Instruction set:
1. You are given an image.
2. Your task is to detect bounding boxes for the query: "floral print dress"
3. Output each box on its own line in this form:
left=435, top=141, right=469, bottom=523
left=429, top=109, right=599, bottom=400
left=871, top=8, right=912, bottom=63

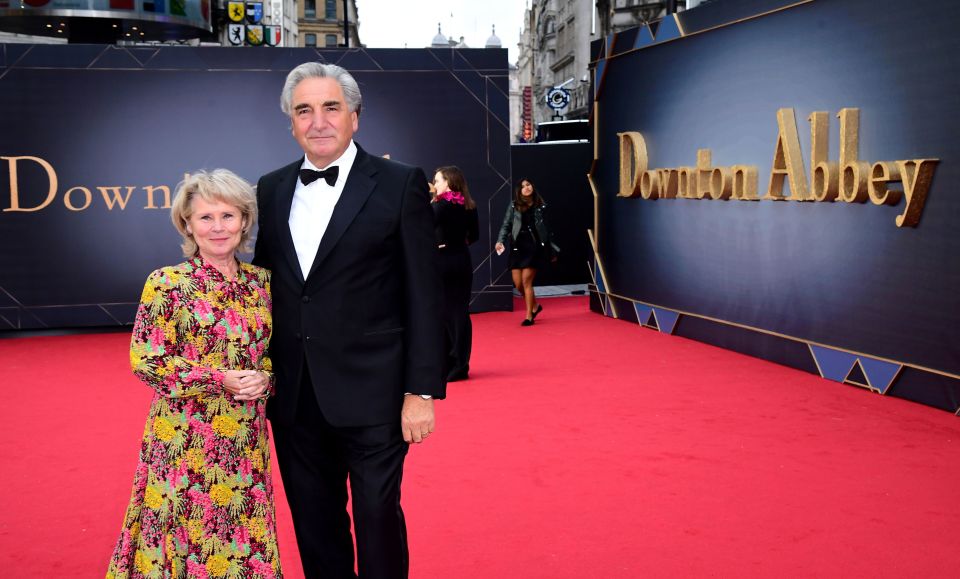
left=106, top=257, right=282, bottom=579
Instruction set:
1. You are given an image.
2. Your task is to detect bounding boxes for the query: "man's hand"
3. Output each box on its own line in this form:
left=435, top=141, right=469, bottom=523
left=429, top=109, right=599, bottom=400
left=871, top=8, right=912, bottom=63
left=401, top=395, right=435, bottom=444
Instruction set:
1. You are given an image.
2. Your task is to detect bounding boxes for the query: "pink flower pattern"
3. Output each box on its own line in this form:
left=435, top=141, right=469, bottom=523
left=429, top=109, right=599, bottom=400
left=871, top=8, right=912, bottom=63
left=106, top=257, right=282, bottom=578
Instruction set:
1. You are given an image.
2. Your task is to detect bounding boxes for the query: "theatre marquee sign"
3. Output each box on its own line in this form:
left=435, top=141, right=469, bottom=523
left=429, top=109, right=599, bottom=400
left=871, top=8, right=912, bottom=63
left=616, top=108, right=939, bottom=227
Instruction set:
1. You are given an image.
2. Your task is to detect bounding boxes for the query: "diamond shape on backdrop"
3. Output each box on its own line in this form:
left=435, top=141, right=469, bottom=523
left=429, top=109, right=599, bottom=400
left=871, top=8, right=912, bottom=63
left=486, top=77, right=511, bottom=126
left=859, top=357, right=903, bottom=395
left=453, top=49, right=504, bottom=71
left=142, top=47, right=209, bottom=69
left=194, top=47, right=277, bottom=70
left=0, top=307, right=25, bottom=330
left=646, top=312, right=659, bottom=330
left=594, top=59, right=607, bottom=100
left=653, top=16, right=682, bottom=42
left=88, top=47, right=146, bottom=69
left=331, top=49, right=382, bottom=71
left=29, top=305, right=117, bottom=327
left=2, top=44, right=34, bottom=69
left=452, top=70, right=487, bottom=107
left=426, top=48, right=455, bottom=70
left=613, top=27, right=638, bottom=56
left=103, top=303, right=139, bottom=326
left=634, top=303, right=653, bottom=326
left=634, top=25, right=655, bottom=49
left=604, top=296, right=614, bottom=317
left=648, top=20, right=661, bottom=38
left=15, top=44, right=106, bottom=68
left=374, top=49, right=445, bottom=71
left=844, top=360, right=870, bottom=389
left=652, top=308, right=680, bottom=335
left=126, top=48, right=162, bottom=67
left=810, top=345, right=858, bottom=382
left=594, top=263, right=606, bottom=294
left=265, top=49, right=330, bottom=71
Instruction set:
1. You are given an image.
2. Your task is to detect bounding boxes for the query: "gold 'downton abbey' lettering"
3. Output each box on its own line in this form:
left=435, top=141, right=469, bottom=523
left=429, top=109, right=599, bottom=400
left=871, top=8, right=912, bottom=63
left=617, top=108, right=939, bottom=227
left=1, top=156, right=174, bottom=212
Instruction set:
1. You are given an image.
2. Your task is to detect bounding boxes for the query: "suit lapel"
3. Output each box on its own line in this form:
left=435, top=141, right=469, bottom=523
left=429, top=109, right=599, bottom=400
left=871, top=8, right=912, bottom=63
left=274, top=162, right=305, bottom=285
left=306, top=146, right=378, bottom=281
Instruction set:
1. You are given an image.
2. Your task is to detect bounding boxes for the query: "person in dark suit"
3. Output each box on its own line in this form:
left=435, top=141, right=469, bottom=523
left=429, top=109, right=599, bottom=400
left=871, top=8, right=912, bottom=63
left=252, top=62, right=444, bottom=579
left=431, top=166, right=479, bottom=382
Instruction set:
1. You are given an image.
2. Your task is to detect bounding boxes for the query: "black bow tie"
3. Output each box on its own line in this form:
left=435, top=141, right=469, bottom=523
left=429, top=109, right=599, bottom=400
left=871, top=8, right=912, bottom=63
left=300, top=166, right=339, bottom=187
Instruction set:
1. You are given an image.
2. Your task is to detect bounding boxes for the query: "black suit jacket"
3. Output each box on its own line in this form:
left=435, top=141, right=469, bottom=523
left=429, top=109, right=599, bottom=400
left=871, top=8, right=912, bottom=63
left=253, top=145, right=445, bottom=427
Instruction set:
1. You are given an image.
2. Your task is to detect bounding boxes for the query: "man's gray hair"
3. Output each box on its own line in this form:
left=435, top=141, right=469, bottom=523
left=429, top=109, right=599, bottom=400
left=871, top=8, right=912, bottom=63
left=280, top=62, right=362, bottom=117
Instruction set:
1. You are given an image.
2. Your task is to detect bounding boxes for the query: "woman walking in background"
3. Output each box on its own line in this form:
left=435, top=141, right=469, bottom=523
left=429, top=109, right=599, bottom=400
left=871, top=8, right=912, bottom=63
left=432, top=166, right=479, bottom=381
left=495, top=178, right=559, bottom=326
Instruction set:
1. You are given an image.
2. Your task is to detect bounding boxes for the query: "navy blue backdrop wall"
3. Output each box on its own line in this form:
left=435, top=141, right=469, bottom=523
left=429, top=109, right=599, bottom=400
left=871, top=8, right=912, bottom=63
left=0, top=45, right=512, bottom=331
left=588, top=0, right=960, bottom=411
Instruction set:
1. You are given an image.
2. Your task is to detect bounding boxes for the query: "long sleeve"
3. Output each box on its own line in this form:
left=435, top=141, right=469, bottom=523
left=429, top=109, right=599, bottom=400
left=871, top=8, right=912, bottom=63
left=129, top=269, right=225, bottom=399
left=497, top=204, right=514, bottom=244
left=399, top=168, right=445, bottom=398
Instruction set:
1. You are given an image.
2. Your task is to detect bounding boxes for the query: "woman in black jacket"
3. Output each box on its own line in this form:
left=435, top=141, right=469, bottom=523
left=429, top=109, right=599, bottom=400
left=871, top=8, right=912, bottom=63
left=495, top=179, right=559, bottom=326
left=432, top=166, right=479, bottom=381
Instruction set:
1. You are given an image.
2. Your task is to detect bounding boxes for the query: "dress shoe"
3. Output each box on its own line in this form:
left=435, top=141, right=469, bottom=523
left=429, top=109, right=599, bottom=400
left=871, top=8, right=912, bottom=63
left=532, top=304, right=543, bottom=319
left=521, top=318, right=535, bottom=326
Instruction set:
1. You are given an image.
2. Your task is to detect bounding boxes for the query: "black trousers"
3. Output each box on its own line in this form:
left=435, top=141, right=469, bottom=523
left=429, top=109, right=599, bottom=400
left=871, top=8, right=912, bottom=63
left=271, top=370, right=409, bottom=579
left=438, top=246, right=473, bottom=379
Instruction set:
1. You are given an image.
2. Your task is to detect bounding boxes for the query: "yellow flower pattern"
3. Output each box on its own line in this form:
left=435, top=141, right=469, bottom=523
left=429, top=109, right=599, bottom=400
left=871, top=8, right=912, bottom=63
left=212, top=415, right=240, bottom=438
left=105, top=258, right=281, bottom=579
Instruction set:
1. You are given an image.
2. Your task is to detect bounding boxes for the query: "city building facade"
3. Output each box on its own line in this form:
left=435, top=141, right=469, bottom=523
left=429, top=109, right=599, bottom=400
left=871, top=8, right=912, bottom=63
left=515, top=0, right=704, bottom=142
left=298, top=0, right=359, bottom=48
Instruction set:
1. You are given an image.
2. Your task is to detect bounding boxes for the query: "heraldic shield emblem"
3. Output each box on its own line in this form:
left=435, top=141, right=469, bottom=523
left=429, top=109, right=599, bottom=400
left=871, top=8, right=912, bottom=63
left=246, top=24, right=264, bottom=46
left=228, top=23, right=244, bottom=46
left=246, top=2, right=263, bottom=24
left=265, top=25, right=282, bottom=47
left=227, top=1, right=244, bottom=22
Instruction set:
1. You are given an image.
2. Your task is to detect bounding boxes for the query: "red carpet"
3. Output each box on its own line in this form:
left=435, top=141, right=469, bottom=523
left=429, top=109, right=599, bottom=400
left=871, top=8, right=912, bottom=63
left=1, top=296, right=959, bottom=577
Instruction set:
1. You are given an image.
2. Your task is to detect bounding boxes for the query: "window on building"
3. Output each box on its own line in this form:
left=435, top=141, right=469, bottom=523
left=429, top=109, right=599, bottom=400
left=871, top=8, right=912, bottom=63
left=326, top=0, right=337, bottom=19
left=325, top=34, right=338, bottom=47
left=305, top=0, right=315, bottom=19
left=305, top=33, right=317, bottom=47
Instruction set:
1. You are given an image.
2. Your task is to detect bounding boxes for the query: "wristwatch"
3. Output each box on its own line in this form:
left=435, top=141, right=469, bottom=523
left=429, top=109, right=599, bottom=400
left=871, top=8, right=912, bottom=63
left=405, top=393, right=433, bottom=400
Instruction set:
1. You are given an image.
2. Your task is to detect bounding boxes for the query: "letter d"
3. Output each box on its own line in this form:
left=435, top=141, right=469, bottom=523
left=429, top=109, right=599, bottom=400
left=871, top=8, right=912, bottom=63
left=2, top=156, right=58, bottom=212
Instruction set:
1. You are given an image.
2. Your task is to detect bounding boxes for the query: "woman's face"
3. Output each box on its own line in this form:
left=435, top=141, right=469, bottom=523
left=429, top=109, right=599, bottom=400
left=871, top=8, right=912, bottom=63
left=434, top=172, right=449, bottom=194
left=187, top=196, right=245, bottom=262
left=520, top=180, right=534, bottom=197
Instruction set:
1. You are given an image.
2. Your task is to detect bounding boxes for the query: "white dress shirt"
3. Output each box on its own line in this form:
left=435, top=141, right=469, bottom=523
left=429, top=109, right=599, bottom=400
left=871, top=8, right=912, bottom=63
left=288, top=140, right=358, bottom=278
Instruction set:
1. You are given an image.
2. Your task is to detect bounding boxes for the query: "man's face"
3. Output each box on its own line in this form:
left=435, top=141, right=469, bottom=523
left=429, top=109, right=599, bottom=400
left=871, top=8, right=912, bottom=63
left=290, top=76, right=359, bottom=168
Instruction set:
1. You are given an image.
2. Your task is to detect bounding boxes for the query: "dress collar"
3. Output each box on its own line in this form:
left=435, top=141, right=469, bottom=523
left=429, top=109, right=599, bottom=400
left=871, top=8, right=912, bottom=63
left=189, top=255, right=247, bottom=283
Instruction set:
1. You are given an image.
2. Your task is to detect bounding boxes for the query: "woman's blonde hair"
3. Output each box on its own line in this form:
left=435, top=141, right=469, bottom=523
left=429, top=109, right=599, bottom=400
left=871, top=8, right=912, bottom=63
left=170, top=169, right=257, bottom=257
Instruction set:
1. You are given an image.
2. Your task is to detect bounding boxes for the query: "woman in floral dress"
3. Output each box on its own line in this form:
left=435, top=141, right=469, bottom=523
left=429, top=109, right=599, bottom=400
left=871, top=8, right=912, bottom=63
left=106, top=169, right=282, bottom=579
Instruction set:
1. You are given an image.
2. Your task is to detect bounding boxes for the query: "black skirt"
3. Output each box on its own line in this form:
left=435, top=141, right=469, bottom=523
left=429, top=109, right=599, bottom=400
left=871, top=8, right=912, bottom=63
left=508, top=227, right=547, bottom=270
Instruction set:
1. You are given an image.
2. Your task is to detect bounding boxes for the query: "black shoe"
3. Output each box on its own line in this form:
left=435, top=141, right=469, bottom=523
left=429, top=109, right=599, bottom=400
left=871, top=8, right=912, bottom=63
left=521, top=318, right=535, bottom=326
left=532, top=304, right=543, bottom=319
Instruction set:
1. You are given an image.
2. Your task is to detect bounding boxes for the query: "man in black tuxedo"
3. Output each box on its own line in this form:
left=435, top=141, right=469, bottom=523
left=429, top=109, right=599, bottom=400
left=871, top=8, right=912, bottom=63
left=253, top=62, right=444, bottom=579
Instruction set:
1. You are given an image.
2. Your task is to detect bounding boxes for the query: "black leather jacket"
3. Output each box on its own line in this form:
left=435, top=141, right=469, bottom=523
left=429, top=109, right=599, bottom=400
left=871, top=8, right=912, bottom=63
left=497, top=203, right=560, bottom=256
